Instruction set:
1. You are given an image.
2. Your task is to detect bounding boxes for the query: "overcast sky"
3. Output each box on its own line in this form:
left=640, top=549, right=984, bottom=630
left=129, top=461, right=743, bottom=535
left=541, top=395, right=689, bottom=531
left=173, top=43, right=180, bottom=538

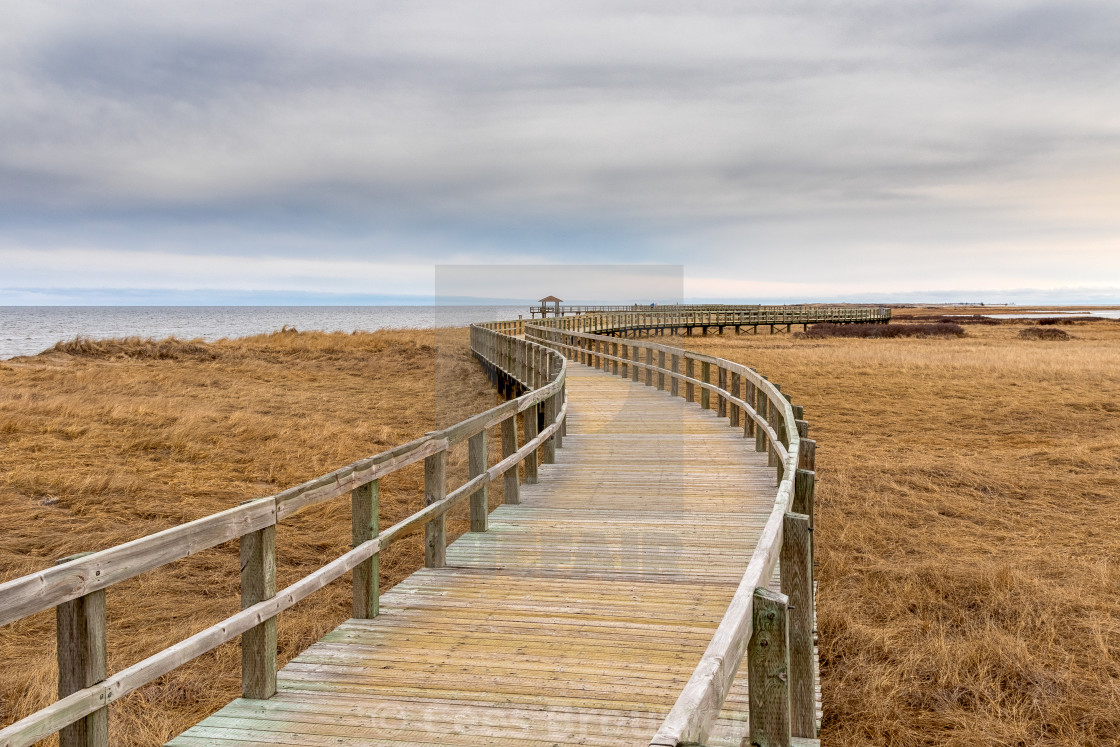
left=1, top=1, right=1118, bottom=304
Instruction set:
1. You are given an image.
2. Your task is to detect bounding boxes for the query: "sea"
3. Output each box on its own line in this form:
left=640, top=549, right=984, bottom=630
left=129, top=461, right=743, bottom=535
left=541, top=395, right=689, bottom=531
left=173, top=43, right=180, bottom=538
left=0, top=306, right=528, bottom=360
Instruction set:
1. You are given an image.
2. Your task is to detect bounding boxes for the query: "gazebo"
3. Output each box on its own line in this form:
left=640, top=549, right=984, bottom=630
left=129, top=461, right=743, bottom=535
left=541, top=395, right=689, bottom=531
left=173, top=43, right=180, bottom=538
left=539, top=295, right=562, bottom=318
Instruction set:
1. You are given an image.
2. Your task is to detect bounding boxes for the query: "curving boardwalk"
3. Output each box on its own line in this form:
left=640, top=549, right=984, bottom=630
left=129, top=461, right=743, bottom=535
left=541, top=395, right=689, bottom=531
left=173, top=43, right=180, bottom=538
left=168, top=364, right=779, bottom=746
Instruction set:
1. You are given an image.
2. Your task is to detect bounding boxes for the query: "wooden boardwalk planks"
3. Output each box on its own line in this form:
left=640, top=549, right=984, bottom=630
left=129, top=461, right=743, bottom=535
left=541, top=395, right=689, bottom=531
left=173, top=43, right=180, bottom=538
left=169, top=365, right=779, bottom=746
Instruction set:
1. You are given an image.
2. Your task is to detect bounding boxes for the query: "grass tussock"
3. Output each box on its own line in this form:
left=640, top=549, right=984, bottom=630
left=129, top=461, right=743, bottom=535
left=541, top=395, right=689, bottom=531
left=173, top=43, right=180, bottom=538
left=1036, top=316, right=1104, bottom=325
left=0, top=327, right=505, bottom=745
left=1020, top=327, right=1072, bottom=341
left=798, top=322, right=965, bottom=339
left=673, top=312, right=1120, bottom=746
left=893, top=314, right=1002, bottom=325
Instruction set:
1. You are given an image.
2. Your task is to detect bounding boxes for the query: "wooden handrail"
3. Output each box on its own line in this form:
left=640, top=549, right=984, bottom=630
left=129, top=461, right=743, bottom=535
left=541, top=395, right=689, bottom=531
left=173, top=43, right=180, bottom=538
left=2, top=311, right=817, bottom=747
left=522, top=315, right=815, bottom=746
left=0, top=327, right=566, bottom=747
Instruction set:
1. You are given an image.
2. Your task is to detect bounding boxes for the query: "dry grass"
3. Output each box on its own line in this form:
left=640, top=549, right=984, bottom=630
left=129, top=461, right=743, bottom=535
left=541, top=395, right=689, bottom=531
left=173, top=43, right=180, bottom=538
left=0, top=327, right=505, bottom=745
left=799, top=322, right=965, bottom=339
left=6, top=312, right=1120, bottom=746
left=1020, top=327, right=1073, bottom=341
left=674, top=311, right=1120, bottom=746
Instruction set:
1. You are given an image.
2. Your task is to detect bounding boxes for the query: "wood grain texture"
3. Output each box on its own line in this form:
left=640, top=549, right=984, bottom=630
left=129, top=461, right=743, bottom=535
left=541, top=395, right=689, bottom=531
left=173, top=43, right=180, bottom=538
left=469, top=432, right=489, bottom=532
left=748, top=588, right=791, bottom=747
left=781, top=513, right=815, bottom=739
left=501, top=416, right=520, bottom=505
left=424, top=452, right=448, bottom=569
left=169, top=364, right=783, bottom=747
left=240, top=525, right=277, bottom=700
left=55, top=553, right=107, bottom=747
left=351, top=482, right=379, bottom=619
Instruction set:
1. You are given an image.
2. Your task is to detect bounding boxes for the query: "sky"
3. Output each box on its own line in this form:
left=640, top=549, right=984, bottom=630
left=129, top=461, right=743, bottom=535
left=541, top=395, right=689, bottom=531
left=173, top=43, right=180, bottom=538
left=1, top=1, right=1118, bottom=305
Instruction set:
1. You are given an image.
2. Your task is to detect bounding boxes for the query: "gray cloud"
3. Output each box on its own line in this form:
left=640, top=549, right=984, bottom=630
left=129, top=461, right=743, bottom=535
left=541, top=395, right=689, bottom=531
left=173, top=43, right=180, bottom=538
left=0, top=0, right=1118, bottom=297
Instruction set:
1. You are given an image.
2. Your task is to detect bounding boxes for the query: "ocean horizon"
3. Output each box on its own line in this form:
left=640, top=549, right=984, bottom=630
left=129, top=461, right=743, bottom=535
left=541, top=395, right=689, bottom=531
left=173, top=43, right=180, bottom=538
left=0, top=305, right=530, bottom=360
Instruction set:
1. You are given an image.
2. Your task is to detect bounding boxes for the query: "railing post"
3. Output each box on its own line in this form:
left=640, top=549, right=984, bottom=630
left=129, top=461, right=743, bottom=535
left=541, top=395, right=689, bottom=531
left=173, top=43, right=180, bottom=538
left=469, top=432, right=488, bottom=531
left=749, top=587, right=792, bottom=747
left=241, top=523, right=277, bottom=699
left=781, top=513, right=814, bottom=739
left=542, top=393, right=557, bottom=465
left=632, top=345, right=640, bottom=382
left=424, top=450, right=447, bottom=568
left=501, top=414, right=520, bottom=504
left=756, top=393, right=768, bottom=453
left=730, top=372, right=741, bottom=427
left=352, top=481, right=379, bottom=618
left=798, top=438, right=817, bottom=472
left=685, top=357, right=695, bottom=401
left=645, top=347, right=654, bottom=386
left=657, top=350, right=666, bottom=390
left=621, top=343, right=629, bottom=377
left=700, top=361, right=711, bottom=409
left=794, top=469, right=815, bottom=523
left=670, top=353, right=680, bottom=397
left=612, top=341, right=619, bottom=375
left=56, top=553, right=108, bottom=747
left=717, top=366, right=727, bottom=418
left=523, top=403, right=539, bottom=483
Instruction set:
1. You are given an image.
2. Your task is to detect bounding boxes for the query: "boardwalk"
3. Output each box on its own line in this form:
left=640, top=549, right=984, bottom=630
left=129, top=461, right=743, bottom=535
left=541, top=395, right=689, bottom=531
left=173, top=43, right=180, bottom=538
left=169, top=364, right=778, bottom=746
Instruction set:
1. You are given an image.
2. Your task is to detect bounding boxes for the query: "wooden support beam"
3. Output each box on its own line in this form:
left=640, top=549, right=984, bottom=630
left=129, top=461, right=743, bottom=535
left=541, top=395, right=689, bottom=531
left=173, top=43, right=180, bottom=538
left=717, top=366, right=727, bottom=418
left=670, top=354, right=680, bottom=397
left=499, top=414, right=519, bottom=508
left=798, top=438, right=816, bottom=471
left=240, top=525, right=277, bottom=699
left=793, top=469, right=815, bottom=527
left=523, top=404, right=539, bottom=484
left=541, top=394, right=557, bottom=465
left=756, top=395, right=768, bottom=453
left=351, top=481, right=379, bottom=618
left=468, top=432, right=488, bottom=532
left=749, top=587, right=792, bottom=747
left=685, top=357, right=695, bottom=402
left=658, top=350, right=666, bottom=390
left=701, top=361, right=711, bottom=409
left=645, top=347, right=654, bottom=386
left=424, top=451, right=447, bottom=568
left=729, top=372, right=741, bottom=427
left=55, top=553, right=107, bottom=747
left=745, top=378, right=757, bottom=437
left=781, top=513, right=815, bottom=740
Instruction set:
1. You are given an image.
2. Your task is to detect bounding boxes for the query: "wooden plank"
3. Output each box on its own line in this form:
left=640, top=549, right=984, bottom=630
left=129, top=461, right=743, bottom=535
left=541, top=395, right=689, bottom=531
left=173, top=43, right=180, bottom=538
left=0, top=532, right=392, bottom=747
left=701, top=361, right=711, bottom=409
left=469, top=431, right=488, bottom=532
left=729, top=372, right=740, bottom=427
left=501, top=416, right=520, bottom=505
left=240, top=525, right=277, bottom=700
left=523, top=404, right=539, bottom=484
left=749, top=587, right=791, bottom=747
left=781, top=513, right=814, bottom=739
left=424, top=451, right=447, bottom=569
left=351, top=482, right=379, bottom=619
left=55, top=554, right=107, bottom=747
left=0, top=499, right=276, bottom=627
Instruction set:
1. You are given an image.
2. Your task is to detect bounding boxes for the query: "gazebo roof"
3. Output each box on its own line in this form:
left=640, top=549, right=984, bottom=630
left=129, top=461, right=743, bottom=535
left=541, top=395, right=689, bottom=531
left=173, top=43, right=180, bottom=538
left=539, top=295, right=563, bottom=303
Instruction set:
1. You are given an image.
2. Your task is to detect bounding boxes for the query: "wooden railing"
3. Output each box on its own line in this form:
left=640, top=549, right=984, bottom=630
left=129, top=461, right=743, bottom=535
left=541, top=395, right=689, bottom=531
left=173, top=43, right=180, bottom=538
left=530, top=302, right=889, bottom=324
left=521, top=315, right=818, bottom=747
left=0, top=327, right=566, bottom=747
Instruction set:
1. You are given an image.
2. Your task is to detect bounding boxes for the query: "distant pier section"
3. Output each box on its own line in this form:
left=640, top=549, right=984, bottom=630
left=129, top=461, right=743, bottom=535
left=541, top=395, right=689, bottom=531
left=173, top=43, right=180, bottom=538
left=528, top=301, right=891, bottom=335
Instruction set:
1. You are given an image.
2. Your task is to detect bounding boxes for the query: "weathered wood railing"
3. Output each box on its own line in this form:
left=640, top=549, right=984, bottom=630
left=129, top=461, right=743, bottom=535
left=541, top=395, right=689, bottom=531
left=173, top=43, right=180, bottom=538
left=0, top=327, right=565, bottom=747
left=531, top=302, right=890, bottom=319
left=516, top=316, right=818, bottom=747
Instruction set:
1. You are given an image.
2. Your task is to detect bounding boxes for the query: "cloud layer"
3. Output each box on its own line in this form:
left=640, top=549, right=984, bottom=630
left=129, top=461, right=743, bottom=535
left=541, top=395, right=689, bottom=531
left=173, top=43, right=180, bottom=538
left=2, top=1, right=1118, bottom=301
